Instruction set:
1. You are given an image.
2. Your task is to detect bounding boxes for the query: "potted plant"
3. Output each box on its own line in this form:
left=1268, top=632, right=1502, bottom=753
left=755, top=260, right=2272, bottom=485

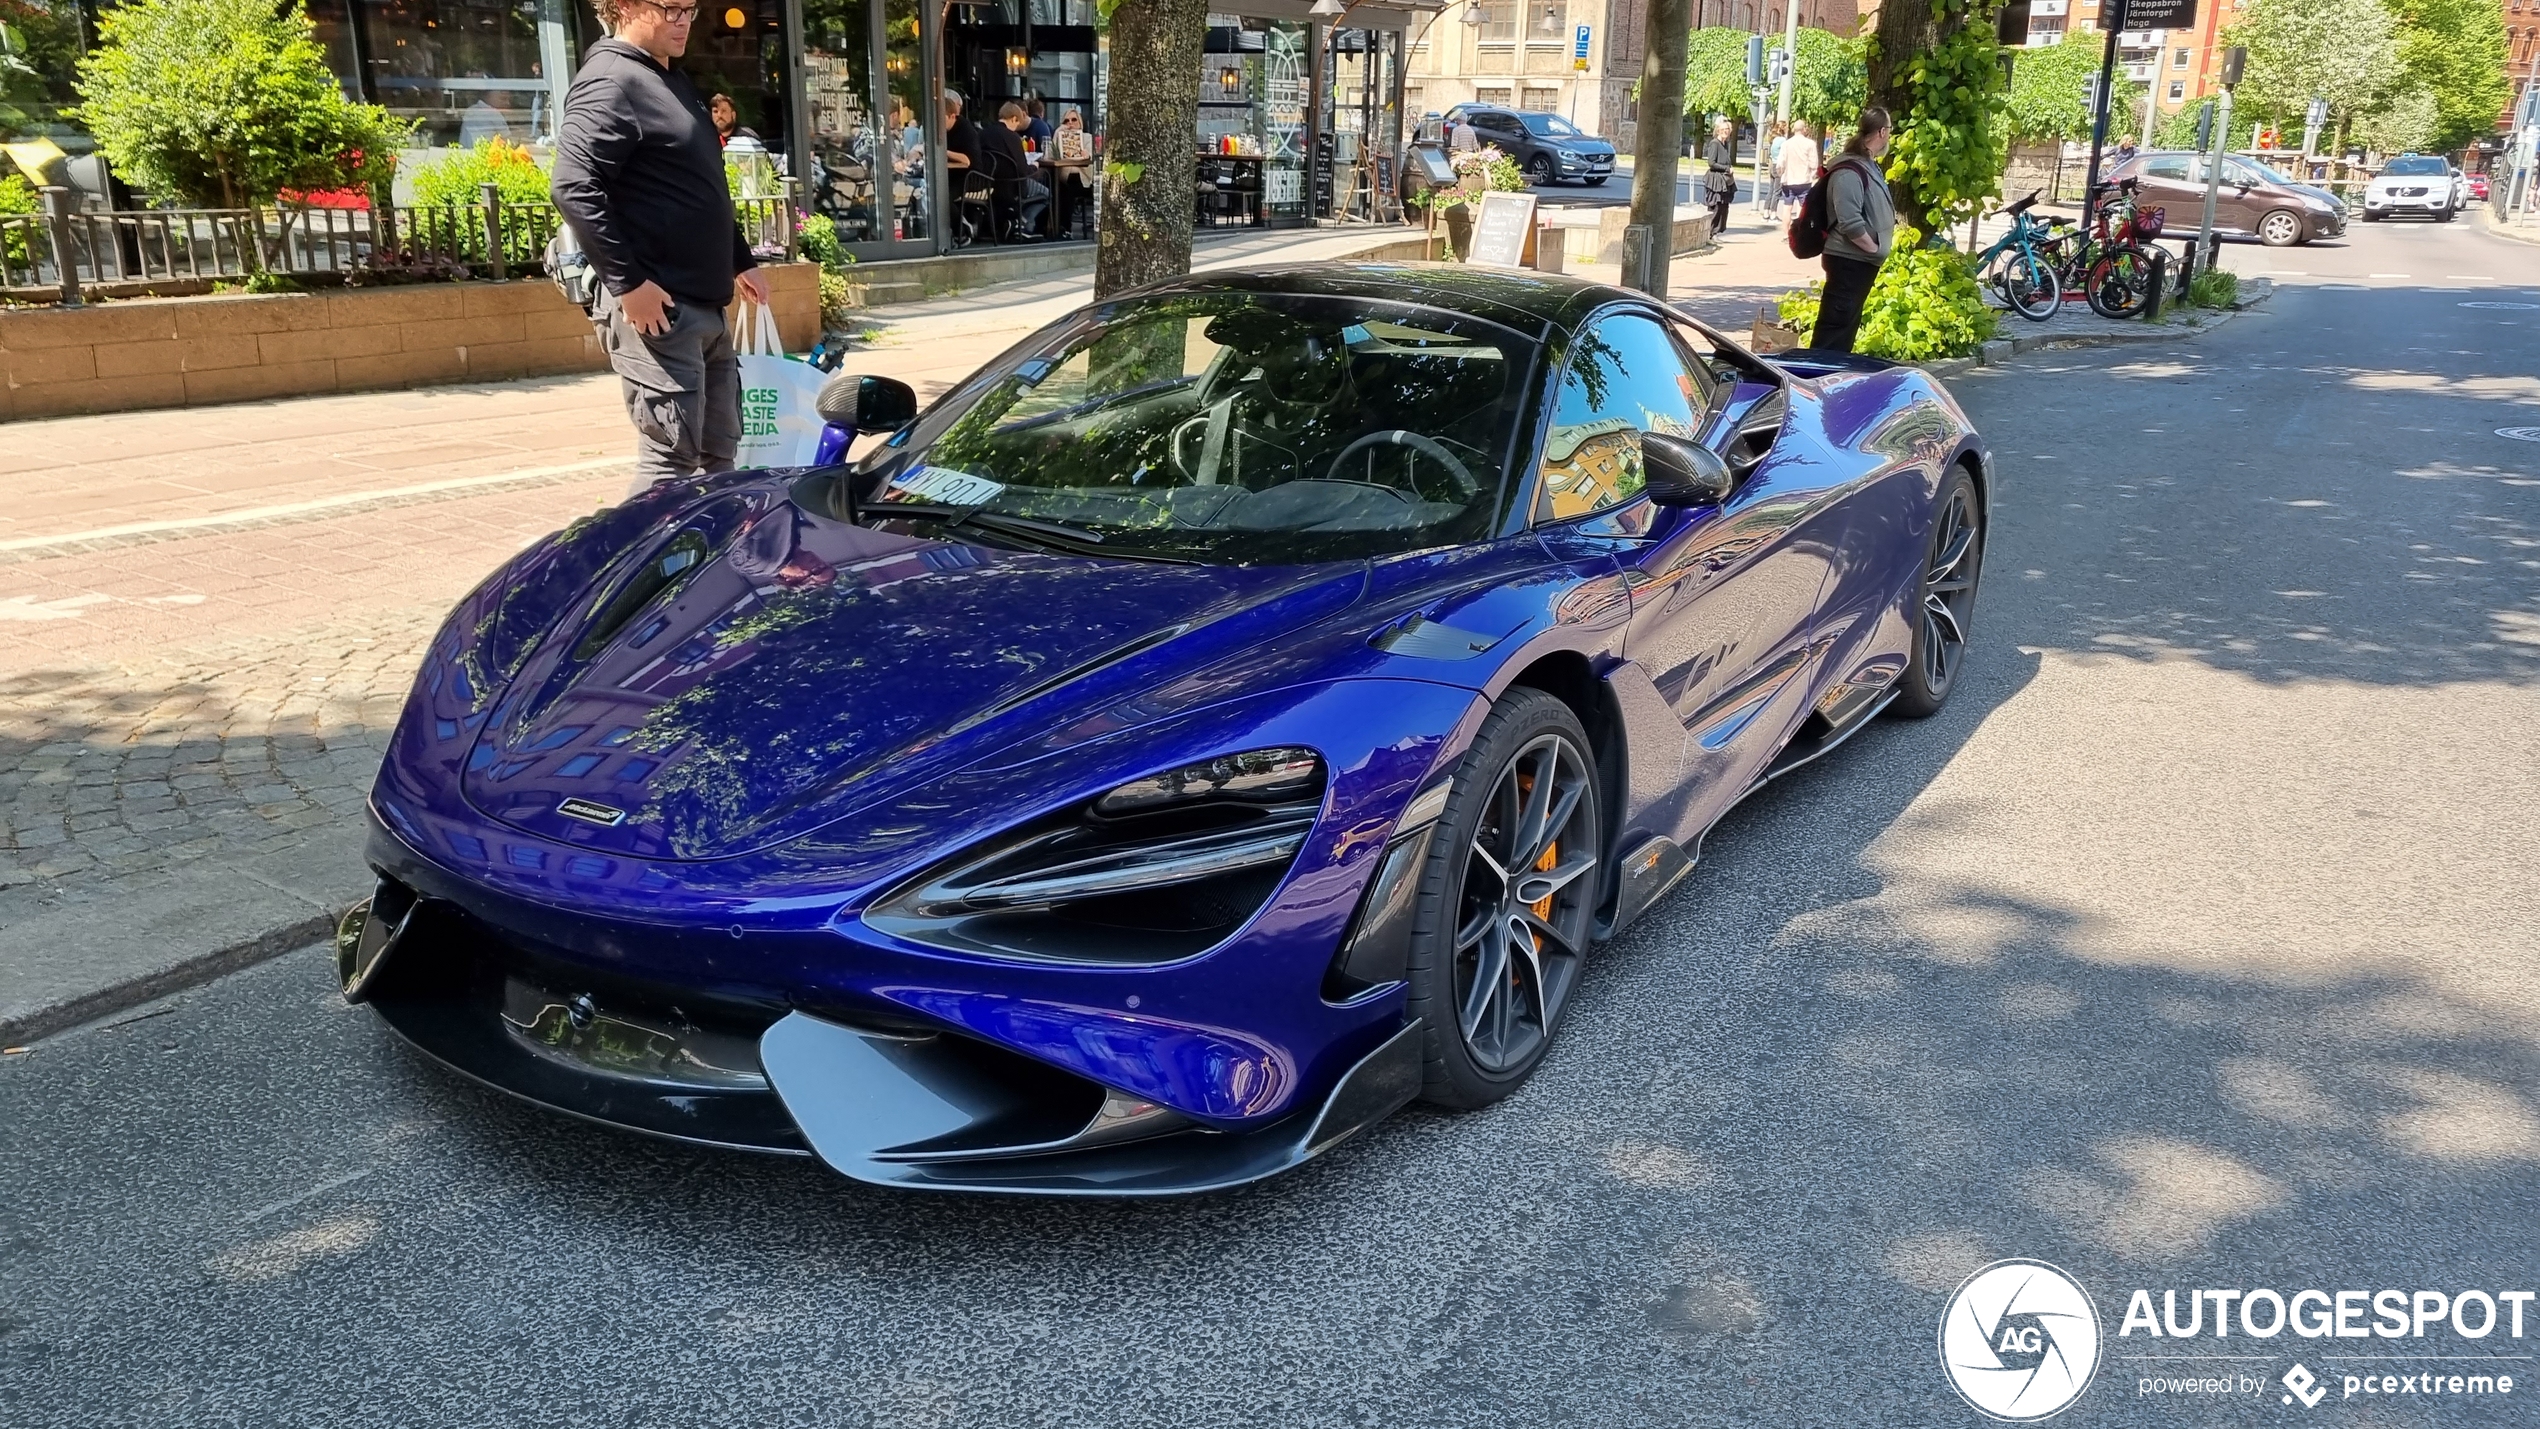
left=1414, top=144, right=1526, bottom=260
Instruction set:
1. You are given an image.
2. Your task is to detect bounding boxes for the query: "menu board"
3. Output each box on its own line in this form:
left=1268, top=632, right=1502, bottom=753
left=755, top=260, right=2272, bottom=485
left=1466, top=190, right=1539, bottom=268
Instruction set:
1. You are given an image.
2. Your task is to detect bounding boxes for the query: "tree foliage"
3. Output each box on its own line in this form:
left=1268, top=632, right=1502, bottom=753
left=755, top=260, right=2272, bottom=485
left=2005, top=30, right=2145, bottom=142
left=74, top=0, right=409, bottom=209
left=2388, top=0, right=2510, bottom=153
left=1683, top=26, right=1867, bottom=130
left=2221, top=0, right=2399, bottom=136
left=2351, top=84, right=2437, bottom=153
left=0, top=0, right=83, bottom=137
left=1882, top=0, right=2011, bottom=231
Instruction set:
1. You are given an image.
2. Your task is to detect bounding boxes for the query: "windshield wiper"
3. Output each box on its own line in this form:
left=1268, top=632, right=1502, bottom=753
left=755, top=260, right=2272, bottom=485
left=871, top=500, right=1104, bottom=544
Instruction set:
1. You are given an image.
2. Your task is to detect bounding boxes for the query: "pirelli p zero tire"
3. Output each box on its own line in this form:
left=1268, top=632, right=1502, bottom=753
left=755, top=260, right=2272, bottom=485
left=1890, top=466, right=1983, bottom=719
left=1404, top=688, right=1603, bottom=1111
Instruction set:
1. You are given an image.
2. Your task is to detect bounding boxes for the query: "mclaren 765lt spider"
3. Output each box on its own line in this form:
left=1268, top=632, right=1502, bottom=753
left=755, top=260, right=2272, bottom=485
left=339, top=264, right=1989, bottom=1195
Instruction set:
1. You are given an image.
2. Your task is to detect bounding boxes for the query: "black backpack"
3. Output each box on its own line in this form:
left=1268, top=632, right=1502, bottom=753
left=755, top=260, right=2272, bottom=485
left=1788, top=156, right=1865, bottom=260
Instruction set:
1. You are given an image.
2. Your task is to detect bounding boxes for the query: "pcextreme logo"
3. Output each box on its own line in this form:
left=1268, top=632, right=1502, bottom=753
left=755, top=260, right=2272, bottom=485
left=1940, top=1259, right=2104, bottom=1422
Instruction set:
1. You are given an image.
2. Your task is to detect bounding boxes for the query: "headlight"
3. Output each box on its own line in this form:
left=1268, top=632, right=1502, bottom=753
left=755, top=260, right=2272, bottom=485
left=864, top=749, right=1326, bottom=965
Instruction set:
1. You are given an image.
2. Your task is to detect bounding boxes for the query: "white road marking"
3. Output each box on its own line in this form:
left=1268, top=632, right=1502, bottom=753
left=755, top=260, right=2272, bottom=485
left=2367, top=273, right=2412, bottom=279
left=0, top=593, right=113, bottom=621
left=0, top=455, right=629, bottom=554
left=2446, top=275, right=2493, bottom=281
left=244, top=1168, right=376, bottom=1223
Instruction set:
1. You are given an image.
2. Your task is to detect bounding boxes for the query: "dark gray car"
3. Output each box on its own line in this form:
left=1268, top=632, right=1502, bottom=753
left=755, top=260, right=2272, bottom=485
left=2108, top=150, right=2346, bottom=246
left=1445, top=106, right=1617, bottom=186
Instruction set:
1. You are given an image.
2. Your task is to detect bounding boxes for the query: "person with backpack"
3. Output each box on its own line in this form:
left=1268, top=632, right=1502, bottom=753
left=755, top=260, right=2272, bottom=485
left=1809, top=106, right=1893, bottom=353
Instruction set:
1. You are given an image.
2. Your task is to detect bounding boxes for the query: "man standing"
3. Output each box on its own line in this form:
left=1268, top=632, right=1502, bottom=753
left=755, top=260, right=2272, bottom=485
left=551, top=0, right=767, bottom=488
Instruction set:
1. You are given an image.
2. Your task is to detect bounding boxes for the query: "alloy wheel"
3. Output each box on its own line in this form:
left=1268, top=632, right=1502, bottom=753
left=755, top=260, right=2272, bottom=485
left=1451, top=732, right=1599, bottom=1074
left=1919, top=481, right=1980, bottom=696
left=2260, top=210, right=2301, bottom=246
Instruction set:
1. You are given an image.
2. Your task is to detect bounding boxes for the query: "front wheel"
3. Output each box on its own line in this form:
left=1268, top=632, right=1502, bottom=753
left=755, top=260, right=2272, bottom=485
left=2258, top=209, right=2303, bottom=246
left=1405, top=689, right=1603, bottom=1110
left=1889, top=467, right=1983, bottom=719
left=2437, top=204, right=2456, bottom=223
left=1999, top=249, right=2061, bottom=322
left=1525, top=154, right=1556, bottom=186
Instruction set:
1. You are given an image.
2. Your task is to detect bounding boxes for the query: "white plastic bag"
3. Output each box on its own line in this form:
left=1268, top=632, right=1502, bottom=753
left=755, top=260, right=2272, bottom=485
left=731, top=299, right=829, bottom=469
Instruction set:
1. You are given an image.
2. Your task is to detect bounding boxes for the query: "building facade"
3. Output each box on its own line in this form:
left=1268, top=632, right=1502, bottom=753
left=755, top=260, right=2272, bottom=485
left=1403, top=0, right=1859, bottom=151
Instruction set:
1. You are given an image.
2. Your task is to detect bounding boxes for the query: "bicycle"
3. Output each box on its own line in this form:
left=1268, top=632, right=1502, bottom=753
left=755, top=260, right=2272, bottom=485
left=1975, top=190, right=2062, bottom=322
left=2041, top=178, right=2165, bottom=320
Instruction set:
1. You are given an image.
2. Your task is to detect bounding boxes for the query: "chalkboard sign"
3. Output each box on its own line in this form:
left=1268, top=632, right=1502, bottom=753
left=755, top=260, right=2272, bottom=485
left=1466, top=190, right=1539, bottom=268
left=1371, top=153, right=1397, bottom=217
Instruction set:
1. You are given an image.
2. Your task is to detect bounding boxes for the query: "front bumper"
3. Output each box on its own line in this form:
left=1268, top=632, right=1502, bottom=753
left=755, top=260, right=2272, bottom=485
left=342, top=874, right=1429, bottom=1195
left=2365, top=191, right=2447, bottom=213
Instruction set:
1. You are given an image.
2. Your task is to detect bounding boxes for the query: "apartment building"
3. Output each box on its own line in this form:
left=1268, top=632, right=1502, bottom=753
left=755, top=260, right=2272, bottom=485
left=1404, top=0, right=1862, bottom=149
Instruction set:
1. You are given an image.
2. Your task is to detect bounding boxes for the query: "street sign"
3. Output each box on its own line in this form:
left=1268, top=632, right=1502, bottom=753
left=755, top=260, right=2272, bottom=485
left=2305, top=96, right=2327, bottom=128
left=2122, top=0, right=2194, bottom=28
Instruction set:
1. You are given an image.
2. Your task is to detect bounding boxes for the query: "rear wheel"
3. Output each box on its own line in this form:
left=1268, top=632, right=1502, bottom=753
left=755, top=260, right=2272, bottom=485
left=1998, top=249, right=2061, bottom=322
left=2258, top=209, right=2303, bottom=246
left=1405, top=689, right=1603, bottom=1110
left=2085, top=247, right=2151, bottom=318
left=1890, top=468, right=1983, bottom=719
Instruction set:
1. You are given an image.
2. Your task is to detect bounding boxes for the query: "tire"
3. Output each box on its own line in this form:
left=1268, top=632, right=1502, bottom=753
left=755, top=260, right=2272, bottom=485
left=1404, top=688, right=1603, bottom=1110
left=1999, top=249, right=2061, bottom=322
left=2258, top=209, right=2303, bottom=246
left=2085, top=247, right=2150, bottom=319
left=2437, top=204, right=2456, bottom=223
left=1889, top=467, right=1983, bottom=719
left=1526, top=154, right=1556, bottom=186
left=2362, top=209, right=2382, bottom=222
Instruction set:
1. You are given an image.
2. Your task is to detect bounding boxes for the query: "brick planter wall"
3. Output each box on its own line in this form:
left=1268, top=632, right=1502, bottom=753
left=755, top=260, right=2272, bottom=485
left=0, top=260, right=821, bottom=422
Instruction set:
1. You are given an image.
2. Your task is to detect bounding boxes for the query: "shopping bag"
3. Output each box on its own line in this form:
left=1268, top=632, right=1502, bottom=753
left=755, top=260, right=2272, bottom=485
left=731, top=300, right=829, bottom=469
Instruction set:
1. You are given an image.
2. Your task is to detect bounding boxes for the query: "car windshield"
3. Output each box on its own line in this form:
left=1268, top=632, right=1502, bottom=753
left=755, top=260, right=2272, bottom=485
left=2237, top=156, right=2296, bottom=183
left=2384, top=156, right=2447, bottom=175
left=1522, top=114, right=1581, bottom=137
left=854, top=290, right=1540, bottom=565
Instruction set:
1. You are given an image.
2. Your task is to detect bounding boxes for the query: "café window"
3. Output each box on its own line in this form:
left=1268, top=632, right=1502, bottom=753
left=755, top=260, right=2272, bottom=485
left=360, top=0, right=579, bottom=150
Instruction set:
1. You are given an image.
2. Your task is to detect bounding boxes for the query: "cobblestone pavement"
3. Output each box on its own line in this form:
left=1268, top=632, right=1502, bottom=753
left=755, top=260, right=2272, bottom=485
left=0, top=474, right=629, bottom=894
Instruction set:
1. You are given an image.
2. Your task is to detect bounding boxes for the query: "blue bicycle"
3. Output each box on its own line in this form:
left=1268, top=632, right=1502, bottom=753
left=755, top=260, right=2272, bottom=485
left=1977, top=190, right=2063, bottom=322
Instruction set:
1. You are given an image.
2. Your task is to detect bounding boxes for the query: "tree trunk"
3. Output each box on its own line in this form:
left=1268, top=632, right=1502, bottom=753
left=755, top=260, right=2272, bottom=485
left=1626, top=0, right=1692, bottom=295
left=1094, top=0, right=1207, bottom=300
left=1865, top=0, right=1941, bottom=234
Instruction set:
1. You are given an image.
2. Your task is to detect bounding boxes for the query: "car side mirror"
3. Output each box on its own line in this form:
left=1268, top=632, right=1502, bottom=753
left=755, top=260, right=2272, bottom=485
left=1642, top=432, right=1735, bottom=507
left=816, top=373, right=919, bottom=436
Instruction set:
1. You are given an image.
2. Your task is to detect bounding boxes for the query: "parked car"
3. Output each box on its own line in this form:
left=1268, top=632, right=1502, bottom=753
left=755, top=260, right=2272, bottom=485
left=2108, top=149, right=2346, bottom=246
left=2363, top=154, right=2456, bottom=222
left=1444, top=105, right=1617, bottom=186
left=336, top=265, right=1990, bottom=1196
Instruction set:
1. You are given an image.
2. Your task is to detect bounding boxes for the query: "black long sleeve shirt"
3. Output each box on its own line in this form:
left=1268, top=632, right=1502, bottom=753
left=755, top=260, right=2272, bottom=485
left=550, top=38, right=755, bottom=306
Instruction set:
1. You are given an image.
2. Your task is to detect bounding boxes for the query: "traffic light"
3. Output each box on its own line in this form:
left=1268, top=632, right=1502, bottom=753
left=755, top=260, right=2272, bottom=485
left=1746, top=35, right=1765, bottom=86
left=2220, top=46, right=2246, bottom=87
left=2082, top=73, right=2104, bottom=115
left=2193, top=100, right=2213, bottom=152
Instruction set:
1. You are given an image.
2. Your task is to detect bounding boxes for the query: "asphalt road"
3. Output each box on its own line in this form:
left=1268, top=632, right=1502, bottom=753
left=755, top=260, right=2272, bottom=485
left=5, top=220, right=2538, bottom=1428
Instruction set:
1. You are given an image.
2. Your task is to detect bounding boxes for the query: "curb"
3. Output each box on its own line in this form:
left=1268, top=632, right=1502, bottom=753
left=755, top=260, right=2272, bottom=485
left=1, top=912, right=334, bottom=1048
left=2475, top=205, right=2540, bottom=248
left=1925, top=276, right=2274, bottom=377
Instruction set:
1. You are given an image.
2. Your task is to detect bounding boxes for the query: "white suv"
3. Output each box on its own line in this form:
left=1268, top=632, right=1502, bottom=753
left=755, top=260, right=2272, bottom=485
left=2363, top=154, right=2456, bottom=222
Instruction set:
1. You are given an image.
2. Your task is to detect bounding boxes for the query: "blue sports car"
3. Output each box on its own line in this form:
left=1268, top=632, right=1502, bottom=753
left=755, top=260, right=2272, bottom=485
left=341, top=264, right=1989, bottom=1196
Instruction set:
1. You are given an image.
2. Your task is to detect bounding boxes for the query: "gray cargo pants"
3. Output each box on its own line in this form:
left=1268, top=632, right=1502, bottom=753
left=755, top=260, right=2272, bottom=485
left=595, top=283, right=740, bottom=491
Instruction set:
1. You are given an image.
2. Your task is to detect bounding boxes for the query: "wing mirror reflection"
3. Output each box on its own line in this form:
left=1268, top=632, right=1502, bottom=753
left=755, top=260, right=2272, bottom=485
left=816, top=373, right=920, bottom=436
left=1641, top=432, right=1736, bottom=507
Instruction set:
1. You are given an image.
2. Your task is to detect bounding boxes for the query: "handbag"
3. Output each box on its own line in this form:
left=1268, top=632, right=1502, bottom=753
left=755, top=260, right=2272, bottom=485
left=730, top=299, right=832, bottom=470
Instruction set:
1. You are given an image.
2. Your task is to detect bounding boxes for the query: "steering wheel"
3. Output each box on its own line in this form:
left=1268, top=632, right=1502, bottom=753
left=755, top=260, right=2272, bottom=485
left=1324, top=429, right=1478, bottom=496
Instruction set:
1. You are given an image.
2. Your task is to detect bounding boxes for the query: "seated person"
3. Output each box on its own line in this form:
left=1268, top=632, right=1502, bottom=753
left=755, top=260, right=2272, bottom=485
left=982, top=101, right=1051, bottom=240
left=1048, top=107, right=1095, bottom=235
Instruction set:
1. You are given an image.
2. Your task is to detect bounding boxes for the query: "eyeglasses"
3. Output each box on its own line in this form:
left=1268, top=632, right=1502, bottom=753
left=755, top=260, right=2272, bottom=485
left=644, top=1, right=701, bottom=20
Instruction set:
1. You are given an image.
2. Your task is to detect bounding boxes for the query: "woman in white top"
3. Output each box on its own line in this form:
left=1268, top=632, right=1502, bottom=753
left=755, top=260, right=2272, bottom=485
left=1776, top=120, right=1821, bottom=215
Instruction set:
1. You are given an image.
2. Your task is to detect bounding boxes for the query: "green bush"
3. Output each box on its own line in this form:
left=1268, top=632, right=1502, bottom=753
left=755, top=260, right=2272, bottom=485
left=798, top=212, right=851, bottom=273
left=2186, top=266, right=2239, bottom=309
left=818, top=268, right=854, bottom=328
left=73, top=0, right=409, bottom=209
left=1774, top=226, right=1997, bottom=361
left=0, top=171, right=33, bottom=268
left=408, top=137, right=551, bottom=270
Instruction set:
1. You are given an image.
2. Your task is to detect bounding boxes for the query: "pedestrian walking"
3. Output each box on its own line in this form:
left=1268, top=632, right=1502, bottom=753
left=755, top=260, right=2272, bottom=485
left=1763, top=121, right=1789, bottom=218
left=1448, top=114, right=1479, bottom=153
left=1703, top=117, right=1737, bottom=235
left=551, top=0, right=768, bottom=490
left=1811, top=106, right=1894, bottom=354
left=1776, top=119, right=1819, bottom=217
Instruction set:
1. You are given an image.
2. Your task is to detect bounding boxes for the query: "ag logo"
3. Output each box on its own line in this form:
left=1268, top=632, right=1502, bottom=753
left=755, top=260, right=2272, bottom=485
left=1939, top=1258, right=2103, bottom=1421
